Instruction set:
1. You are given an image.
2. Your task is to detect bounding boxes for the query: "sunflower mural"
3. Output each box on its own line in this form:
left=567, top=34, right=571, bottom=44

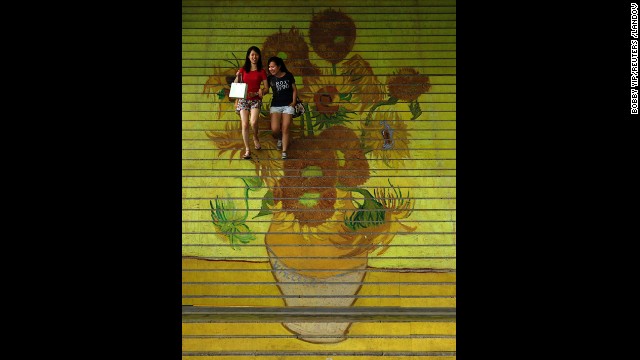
left=309, top=9, right=356, bottom=75
left=186, top=6, right=455, bottom=345
left=262, top=26, right=321, bottom=78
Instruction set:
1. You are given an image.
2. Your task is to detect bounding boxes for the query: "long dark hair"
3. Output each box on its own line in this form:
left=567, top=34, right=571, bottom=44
left=267, top=56, right=291, bottom=75
left=242, top=46, right=263, bottom=72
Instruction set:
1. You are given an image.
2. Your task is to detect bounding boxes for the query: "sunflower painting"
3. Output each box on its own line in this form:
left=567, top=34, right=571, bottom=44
left=182, top=0, right=456, bottom=349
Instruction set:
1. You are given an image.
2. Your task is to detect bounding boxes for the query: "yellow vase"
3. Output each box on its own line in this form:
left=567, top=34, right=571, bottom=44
left=264, top=211, right=368, bottom=343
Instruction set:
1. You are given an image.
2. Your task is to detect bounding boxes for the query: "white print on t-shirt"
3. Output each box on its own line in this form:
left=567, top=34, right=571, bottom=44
left=274, top=80, right=289, bottom=92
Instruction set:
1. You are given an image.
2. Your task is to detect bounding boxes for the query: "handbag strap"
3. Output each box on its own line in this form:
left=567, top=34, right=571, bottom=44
left=238, top=68, right=259, bottom=98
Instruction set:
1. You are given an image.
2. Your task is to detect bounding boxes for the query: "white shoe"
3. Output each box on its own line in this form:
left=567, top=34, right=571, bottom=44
left=276, top=139, right=282, bottom=150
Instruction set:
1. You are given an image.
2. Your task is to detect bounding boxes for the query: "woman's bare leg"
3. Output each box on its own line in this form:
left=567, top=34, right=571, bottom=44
left=281, top=113, right=292, bottom=152
left=239, top=109, right=251, bottom=155
left=250, top=107, right=261, bottom=148
left=271, top=112, right=282, bottom=147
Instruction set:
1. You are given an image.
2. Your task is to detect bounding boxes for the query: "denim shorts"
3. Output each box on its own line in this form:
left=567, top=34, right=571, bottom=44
left=270, top=105, right=295, bottom=115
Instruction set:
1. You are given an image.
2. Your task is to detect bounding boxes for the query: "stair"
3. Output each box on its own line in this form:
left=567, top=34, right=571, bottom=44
left=182, top=0, right=457, bottom=357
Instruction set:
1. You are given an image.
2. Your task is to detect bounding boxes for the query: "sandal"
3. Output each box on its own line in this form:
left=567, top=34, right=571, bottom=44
left=253, top=137, right=261, bottom=150
left=242, top=150, right=251, bottom=160
left=281, top=152, right=287, bottom=160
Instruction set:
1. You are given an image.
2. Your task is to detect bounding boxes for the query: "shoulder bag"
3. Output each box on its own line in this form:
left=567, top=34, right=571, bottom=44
left=292, top=97, right=305, bottom=118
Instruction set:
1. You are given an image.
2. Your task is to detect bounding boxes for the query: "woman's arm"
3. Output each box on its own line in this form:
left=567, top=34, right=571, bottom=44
left=290, top=83, right=298, bottom=107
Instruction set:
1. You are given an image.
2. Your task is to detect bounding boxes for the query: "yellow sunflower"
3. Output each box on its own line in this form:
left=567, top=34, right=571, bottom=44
left=205, top=112, right=289, bottom=184
left=309, top=9, right=356, bottom=72
left=272, top=184, right=416, bottom=258
left=386, top=67, right=431, bottom=102
left=202, top=65, right=237, bottom=119
left=205, top=121, right=244, bottom=161
left=341, top=54, right=385, bottom=114
left=301, top=72, right=359, bottom=132
left=270, top=124, right=371, bottom=227
left=359, top=110, right=411, bottom=168
left=365, top=67, right=432, bottom=123
left=317, top=125, right=369, bottom=187
left=265, top=186, right=414, bottom=276
left=262, top=26, right=321, bottom=78
left=274, top=143, right=339, bottom=226
left=264, top=192, right=368, bottom=279
left=338, top=183, right=416, bottom=257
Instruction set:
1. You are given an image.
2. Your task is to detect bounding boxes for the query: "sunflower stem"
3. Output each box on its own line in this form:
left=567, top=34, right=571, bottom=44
left=304, top=103, right=314, bottom=136
left=242, top=186, right=250, bottom=221
left=365, top=96, right=399, bottom=125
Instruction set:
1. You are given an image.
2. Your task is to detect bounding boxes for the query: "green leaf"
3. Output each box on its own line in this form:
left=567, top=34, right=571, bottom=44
left=342, top=187, right=386, bottom=231
left=210, top=194, right=257, bottom=249
left=233, top=223, right=257, bottom=243
left=409, top=100, right=423, bottom=120
left=339, top=92, right=353, bottom=101
left=312, top=106, right=353, bottom=130
left=253, top=190, right=275, bottom=218
left=241, top=176, right=263, bottom=190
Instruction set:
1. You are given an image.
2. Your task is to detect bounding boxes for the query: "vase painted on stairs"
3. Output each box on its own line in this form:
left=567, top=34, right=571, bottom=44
left=265, top=209, right=368, bottom=343
left=264, top=184, right=415, bottom=343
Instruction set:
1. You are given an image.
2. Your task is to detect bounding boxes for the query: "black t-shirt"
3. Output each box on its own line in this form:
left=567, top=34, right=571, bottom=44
left=268, top=72, right=295, bottom=107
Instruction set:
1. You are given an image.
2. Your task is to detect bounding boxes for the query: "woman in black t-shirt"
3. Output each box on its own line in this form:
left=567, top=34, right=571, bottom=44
left=266, top=56, right=298, bottom=160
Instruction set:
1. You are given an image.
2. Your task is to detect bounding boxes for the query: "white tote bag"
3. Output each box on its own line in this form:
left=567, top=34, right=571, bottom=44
left=229, top=72, right=247, bottom=99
